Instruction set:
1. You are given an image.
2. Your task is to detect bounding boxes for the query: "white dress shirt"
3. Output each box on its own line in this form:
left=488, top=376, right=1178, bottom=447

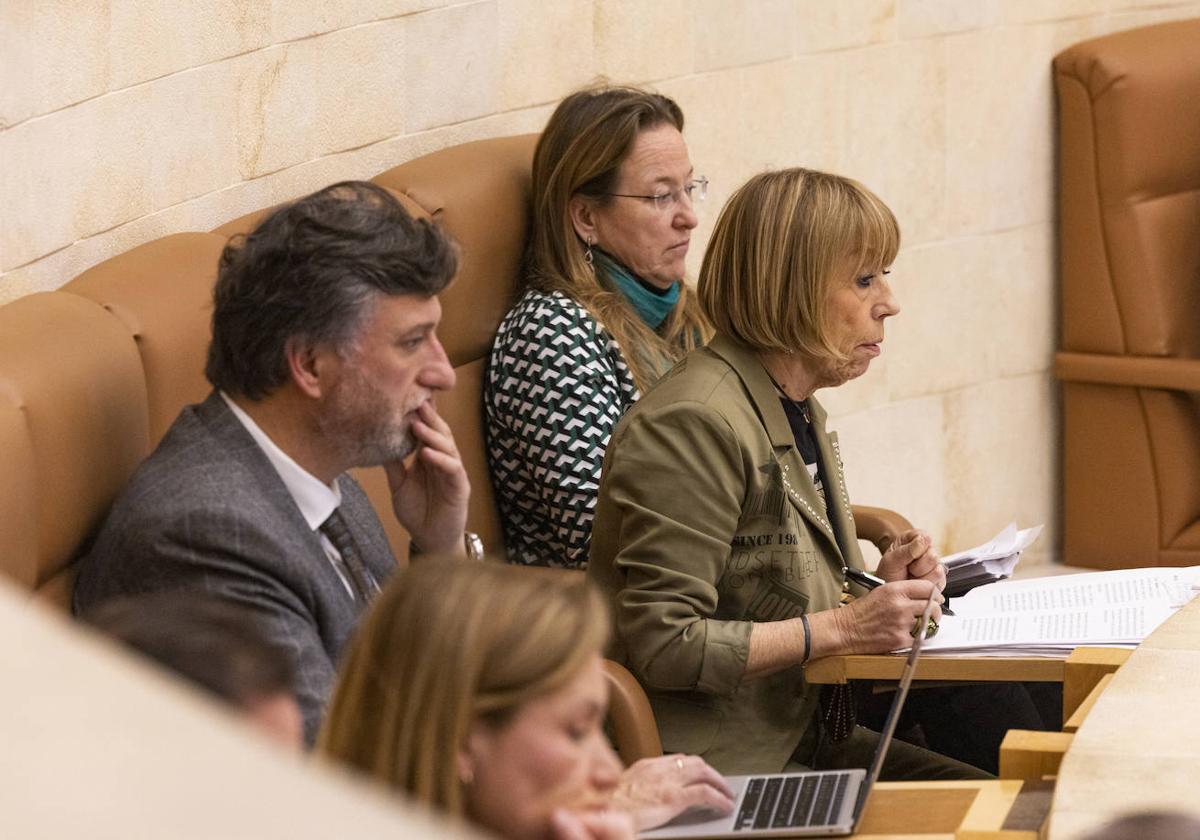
left=221, top=392, right=356, bottom=598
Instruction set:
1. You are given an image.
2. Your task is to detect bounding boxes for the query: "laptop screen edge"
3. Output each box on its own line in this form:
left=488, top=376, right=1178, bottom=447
left=848, top=588, right=940, bottom=827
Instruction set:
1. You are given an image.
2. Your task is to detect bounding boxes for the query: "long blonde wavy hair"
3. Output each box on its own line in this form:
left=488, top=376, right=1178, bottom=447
left=318, top=561, right=610, bottom=819
left=525, top=84, right=713, bottom=393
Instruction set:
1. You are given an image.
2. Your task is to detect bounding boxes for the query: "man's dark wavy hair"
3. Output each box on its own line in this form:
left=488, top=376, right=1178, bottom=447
left=205, top=181, right=458, bottom=399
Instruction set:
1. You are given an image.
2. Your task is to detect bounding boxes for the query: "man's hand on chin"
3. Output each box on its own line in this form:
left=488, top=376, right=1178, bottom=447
left=385, top=400, right=470, bottom=556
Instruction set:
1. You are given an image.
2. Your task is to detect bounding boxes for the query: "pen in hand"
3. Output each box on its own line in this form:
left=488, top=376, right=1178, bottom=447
left=845, top=566, right=955, bottom=616
left=844, top=566, right=885, bottom=590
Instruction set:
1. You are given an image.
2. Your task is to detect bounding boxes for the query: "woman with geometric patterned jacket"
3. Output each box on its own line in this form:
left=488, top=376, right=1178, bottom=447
left=485, top=85, right=713, bottom=568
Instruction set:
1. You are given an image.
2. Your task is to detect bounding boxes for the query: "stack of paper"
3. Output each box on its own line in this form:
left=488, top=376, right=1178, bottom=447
left=942, top=523, right=1043, bottom=598
left=921, top=566, right=1200, bottom=657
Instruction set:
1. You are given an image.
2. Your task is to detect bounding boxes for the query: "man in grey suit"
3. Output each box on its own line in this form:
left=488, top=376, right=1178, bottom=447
left=74, top=181, right=471, bottom=745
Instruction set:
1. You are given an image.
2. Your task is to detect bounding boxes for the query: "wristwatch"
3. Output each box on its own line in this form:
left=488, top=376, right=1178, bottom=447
left=464, top=531, right=484, bottom=562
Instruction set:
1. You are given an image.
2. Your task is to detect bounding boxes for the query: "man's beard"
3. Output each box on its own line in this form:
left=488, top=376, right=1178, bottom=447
left=318, top=374, right=418, bottom=469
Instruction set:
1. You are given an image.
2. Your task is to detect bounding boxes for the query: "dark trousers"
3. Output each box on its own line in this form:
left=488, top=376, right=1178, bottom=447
left=785, top=723, right=990, bottom=780
left=856, top=681, right=1063, bottom=775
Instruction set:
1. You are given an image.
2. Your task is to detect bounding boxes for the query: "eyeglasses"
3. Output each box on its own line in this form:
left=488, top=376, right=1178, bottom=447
left=605, top=176, right=708, bottom=212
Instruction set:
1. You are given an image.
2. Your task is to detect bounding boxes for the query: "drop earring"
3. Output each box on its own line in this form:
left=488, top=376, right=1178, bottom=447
left=585, top=235, right=595, bottom=268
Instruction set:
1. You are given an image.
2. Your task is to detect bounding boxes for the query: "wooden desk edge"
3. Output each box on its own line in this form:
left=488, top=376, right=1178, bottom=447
left=804, top=655, right=1066, bottom=685
left=857, top=780, right=1031, bottom=838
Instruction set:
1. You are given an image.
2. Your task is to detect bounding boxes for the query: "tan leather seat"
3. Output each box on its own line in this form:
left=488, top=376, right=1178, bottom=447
left=63, top=233, right=227, bottom=446
left=1054, top=19, right=1200, bottom=569
left=0, top=293, right=150, bottom=606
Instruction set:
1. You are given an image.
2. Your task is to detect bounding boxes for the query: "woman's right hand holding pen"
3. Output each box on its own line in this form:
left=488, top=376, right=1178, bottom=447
left=807, top=580, right=943, bottom=656
left=747, top=546, right=945, bottom=676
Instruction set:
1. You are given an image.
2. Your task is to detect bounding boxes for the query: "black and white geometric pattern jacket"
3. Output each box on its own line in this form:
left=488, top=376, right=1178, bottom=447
left=485, top=289, right=639, bottom=568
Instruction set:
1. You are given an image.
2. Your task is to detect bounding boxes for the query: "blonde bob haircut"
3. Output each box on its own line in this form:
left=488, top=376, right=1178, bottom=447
left=526, top=83, right=712, bottom=392
left=698, top=168, right=899, bottom=360
left=318, top=561, right=609, bottom=819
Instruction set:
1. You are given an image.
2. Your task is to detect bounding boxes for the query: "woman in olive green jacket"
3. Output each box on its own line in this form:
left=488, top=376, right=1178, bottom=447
left=588, top=169, right=970, bottom=777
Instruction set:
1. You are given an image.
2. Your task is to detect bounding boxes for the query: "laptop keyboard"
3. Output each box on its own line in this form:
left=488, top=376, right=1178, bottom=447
left=733, top=772, right=852, bottom=831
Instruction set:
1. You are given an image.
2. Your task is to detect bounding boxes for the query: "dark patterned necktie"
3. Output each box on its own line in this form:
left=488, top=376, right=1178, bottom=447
left=319, top=509, right=378, bottom=605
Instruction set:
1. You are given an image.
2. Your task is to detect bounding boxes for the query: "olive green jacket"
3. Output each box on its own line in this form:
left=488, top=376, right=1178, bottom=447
left=588, top=336, right=867, bottom=774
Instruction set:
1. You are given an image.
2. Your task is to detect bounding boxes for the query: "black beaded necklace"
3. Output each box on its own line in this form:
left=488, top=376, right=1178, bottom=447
left=759, top=364, right=811, bottom=424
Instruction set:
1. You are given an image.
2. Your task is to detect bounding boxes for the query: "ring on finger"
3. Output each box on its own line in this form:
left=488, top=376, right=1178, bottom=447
left=910, top=617, right=939, bottom=639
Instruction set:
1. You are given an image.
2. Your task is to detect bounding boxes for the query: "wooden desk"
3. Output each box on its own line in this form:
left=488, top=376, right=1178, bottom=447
left=1048, top=597, right=1200, bottom=839
left=805, top=654, right=1064, bottom=685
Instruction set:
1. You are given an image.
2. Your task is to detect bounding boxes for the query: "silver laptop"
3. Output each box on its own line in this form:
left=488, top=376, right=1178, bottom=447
left=641, top=590, right=938, bottom=838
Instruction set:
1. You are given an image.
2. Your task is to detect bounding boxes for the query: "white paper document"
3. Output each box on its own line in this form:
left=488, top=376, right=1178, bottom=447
left=942, top=522, right=1043, bottom=597
left=957, top=567, right=1199, bottom=614
left=942, top=523, right=1044, bottom=568
left=920, top=566, right=1200, bottom=657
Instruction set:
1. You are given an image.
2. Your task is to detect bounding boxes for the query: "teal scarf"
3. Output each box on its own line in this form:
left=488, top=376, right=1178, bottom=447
left=596, top=250, right=680, bottom=330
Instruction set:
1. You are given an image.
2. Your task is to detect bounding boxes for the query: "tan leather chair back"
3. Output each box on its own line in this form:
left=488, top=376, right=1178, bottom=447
left=1054, top=19, right=1200, bottom=569
left=372, top=134, right=538, bottom=561
left=0, top=293, right=150, bottom=605
left=64, top=234, right=227, bottom=447
left=1056, top=19, right=1200, bottom=358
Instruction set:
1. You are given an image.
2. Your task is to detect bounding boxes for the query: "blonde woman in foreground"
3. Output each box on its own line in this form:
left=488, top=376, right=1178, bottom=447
left=320, top=561, right=733, bottom=839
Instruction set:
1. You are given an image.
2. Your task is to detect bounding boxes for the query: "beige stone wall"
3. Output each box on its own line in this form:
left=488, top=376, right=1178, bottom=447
left=3, top=1, right=1199, bottom=563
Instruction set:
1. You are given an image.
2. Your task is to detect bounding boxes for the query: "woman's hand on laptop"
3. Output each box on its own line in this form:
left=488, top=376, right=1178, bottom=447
left=610, top=754, right=736, bottom=830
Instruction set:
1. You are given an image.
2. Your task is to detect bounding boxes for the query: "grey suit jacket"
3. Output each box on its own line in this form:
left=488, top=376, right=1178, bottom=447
left=74, top=391, right=397, bottom=745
